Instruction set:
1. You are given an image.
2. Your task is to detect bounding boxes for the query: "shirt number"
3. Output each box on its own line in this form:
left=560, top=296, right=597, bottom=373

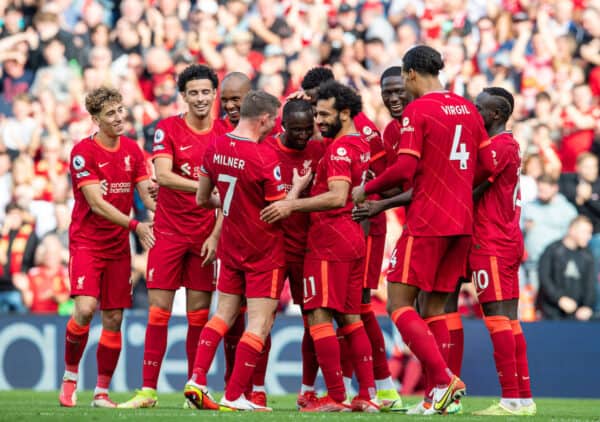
left=450, top=124, right=470, bottom=170
left=217, top=174, right=237, bottom=216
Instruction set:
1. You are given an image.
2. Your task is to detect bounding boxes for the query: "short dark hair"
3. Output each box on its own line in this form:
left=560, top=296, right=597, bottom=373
left=177, top=64, right=219, bottom=92
left=316, top=80, right=362, bottom=118
left=5, top=201, right=23, bottom=214
left=380, top=66, right=403, bottom=86
left=240, top=90, right=281, bottom=119
left=282, top=99, right=313, bottom=120
left=537, top=174, right=558, bottom=185
left=483, top=86, right=514, bottom=121
left=85, top=87, right=122, bottom=115
left=535, top=91, right=551, bottom=102
left=402, top=45, right=445, bottom=76
left=301, top=67, right=334, bottom=91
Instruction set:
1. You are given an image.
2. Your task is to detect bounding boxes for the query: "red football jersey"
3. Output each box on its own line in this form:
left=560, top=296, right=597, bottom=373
left=354, top=112, right=387, bottom=236
left=473, top=132, right=524, bottom=257
left=264, top=136, right=325, bottom=262
left=69, top=135, right=148, bottom=258
left=27, top=266, right=69, bottom=313
left=306, top=133, right=370, bottom=261
left=200, top=133, right=286, bottom=272
left=383, top=119, right=402, bottom=165
left=399, top=91, right=488, bottom=236
left=152, top=115, right=228, bottom=240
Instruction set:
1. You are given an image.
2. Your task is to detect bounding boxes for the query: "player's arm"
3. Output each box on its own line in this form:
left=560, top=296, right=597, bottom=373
left=260, top=180, right=349, bottom=224
left=352, top=189, right=413, bottom=222
left=201, top=210, right=222, bottom=266
left=154, top=157, right=198, bottom=192
left=136, top=178, right=156, bottom=212
left=352, top=153, right=418, bottom=203
left=286, top=168, right=313, bottom=200
left=196, top=174, right=221, bottom=209
left=81, top=183, right=155, bottom=249
left=472, top=180, right=493, bottom=202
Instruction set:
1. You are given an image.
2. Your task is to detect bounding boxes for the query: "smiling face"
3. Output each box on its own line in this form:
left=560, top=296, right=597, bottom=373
left=93, top=101, right=126, bottom=137
left=381, top=75, right=410, bottom=120
left=182, top=78, right=216, bottom=120
left=220, top=77, right=251, bottom=126
left=283, top=111, right=314, bottom=150
left=315, top=97, right=343, bottom=139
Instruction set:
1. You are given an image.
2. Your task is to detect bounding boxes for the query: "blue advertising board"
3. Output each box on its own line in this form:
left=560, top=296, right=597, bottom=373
left=0, top=314, right=598, bottom=397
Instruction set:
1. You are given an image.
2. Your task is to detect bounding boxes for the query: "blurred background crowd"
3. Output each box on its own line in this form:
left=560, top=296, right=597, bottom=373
left=0, top=0, right=599, bottom=326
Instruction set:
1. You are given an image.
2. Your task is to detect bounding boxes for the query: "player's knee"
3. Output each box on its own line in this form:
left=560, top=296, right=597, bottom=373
left=102, top=310, right=123, bottom=330
left=74, top=302, right=97, bottom=324
left=246, top=314, right=273, bottom=339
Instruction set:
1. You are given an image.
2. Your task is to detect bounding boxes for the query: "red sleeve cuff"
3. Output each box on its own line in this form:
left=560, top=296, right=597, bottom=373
left=76, top=179, right=100, bottom=189
left=265, top=192, right=286, bottom=201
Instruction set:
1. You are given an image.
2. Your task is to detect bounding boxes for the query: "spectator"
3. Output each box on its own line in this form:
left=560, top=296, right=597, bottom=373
left=522, top=175, right=578, bottom=289
left=0, top=152, right=12, bottom=222
left=22, top=234, right=70, bottom=314
left=0, top=94, right=41, bottom=159
left=30, top=37, right=80, bottom=103
left=537, top=216, right=596, bottom=321
left=0, top=202, right=37, bottom=313
left=0, top=49, right=33, bottom=116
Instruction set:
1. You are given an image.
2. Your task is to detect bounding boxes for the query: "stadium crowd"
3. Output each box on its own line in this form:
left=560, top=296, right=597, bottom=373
left=0, top=0, right=599, bottom=322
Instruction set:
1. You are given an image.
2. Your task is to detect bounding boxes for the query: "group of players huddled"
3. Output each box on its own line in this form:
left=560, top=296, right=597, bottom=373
left=58, top=44, right=536, bottom=416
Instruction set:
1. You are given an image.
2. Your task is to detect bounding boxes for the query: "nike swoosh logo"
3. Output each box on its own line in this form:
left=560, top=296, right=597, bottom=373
left=434, top=378, right=456, bottom=410
left=180, top=145, right=193, bottom=151
left=99, top=162, right=109, bottom=168
left=303, top=297, right=313, bottom=304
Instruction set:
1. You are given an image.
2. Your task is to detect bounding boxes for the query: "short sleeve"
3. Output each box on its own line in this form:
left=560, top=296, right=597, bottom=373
left=326, top=142, right=353, bottom=184
left=151, top=121, right=174, bottom=159
left=261, top=148, right=286, bottom=201
left=132, top=143, right=149, bottom=183
left=70, top=146, right=99, bottom=189
left=199, top=140, right=215, bottom=181
left=397, top=104, right=423, bottom=159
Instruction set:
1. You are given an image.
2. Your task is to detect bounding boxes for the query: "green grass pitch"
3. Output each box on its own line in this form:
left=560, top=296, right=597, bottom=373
left=1, top=391, right=599, bottom=421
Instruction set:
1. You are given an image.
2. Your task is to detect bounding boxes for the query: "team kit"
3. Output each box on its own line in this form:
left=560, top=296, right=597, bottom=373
left=58, top=45, right=535, bottom=416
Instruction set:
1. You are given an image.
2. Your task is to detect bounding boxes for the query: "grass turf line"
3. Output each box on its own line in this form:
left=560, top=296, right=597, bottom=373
left=0, top=391, right=599, bottom=421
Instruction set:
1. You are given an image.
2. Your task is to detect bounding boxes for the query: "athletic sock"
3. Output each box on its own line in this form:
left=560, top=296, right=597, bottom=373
left=64, top=317, right=90, bottom=376
left=390, top=307, right=451, bottom=386
left=186, top=309, right=209, bottom=378
left=190, top=316, right=228, bottom=386
left=310, top=322, right=345, bottom=403
left=142, top=306, right=171, bottom=389
left=485, top=316, right=519, bottom=398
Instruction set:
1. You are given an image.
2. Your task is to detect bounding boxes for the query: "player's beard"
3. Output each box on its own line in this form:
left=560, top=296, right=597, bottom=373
left=321, top=115, right=342, bottom=138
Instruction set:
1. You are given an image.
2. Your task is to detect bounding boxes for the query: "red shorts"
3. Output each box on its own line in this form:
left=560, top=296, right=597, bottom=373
left=303, top=258, right=364, bottom=314
left=217, top=264, right=285, bottom=299
left=387, top=235, right=470, bottom=293
left=469, top=253, right=520, bottom=303
left=363, top=233, right=385, bottom=289
left=146, top=231, right=216, bottom=292
left=69, top=248, right=132, bottom=310
left=284, top=260, right=305, bottom=305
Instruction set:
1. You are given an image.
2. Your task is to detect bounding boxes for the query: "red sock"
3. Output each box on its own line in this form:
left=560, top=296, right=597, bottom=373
left=142, top=306, right=171, bottom=389
left=224, top=332, right=264, bottom=401
left=511, top=320, right=532, bottom=398
left=186, top=309, right=209, bottom=379
left=401, top=357, right=423, bottom=396
left=310, top=322, right=345, bottom=403
left=340, top=321, right=376, bottom=400
left=446, top=312, right=464, bottom=376
left=96, top=329, right=122, bottom=390
left=485, top=316, right=519, bottom=398
left=425, top=315, right=450, bottom=363
left=224, top=311, right=245, bottom=386
left=391, top=307, right=451, bottom=386
left=252, top=334, right=271, bottom=388
left=64, top=317, right=90, bottom=374
left=191, top=316, right=228, bottom=386
left=337, top=329, right=353, bottom=379
left=301, top=316, right=319, bottom=387
left=361, top=304, right=391, bottom=381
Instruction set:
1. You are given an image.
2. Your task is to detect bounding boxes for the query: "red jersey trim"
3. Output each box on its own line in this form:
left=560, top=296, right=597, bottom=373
left=199, top=170, right=209, bottom=178
left=327, top=176, right=352, bottom=184
left=93, top=135, right=120, bottom=152
left=152, top=153, right=173, bottom=161
left=397, top=148, right=421, bottom=158
left=76, top=179, right=100, bottom=189
left=370, top=150, right=386, bottom=163
left=265, top=192, right=286, bottom=201
left=276, top=137, right=302, bottom=154
left=135, top=175, right=150, bottom=183
left=479, top=140, right=492, bottom=149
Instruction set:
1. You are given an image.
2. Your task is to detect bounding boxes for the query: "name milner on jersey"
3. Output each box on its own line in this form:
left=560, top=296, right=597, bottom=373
left=213, top=154, right=246, bottom=170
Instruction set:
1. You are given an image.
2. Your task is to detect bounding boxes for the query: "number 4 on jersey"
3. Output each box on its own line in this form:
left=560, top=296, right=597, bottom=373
left=450, top=124, right=469, bottom=170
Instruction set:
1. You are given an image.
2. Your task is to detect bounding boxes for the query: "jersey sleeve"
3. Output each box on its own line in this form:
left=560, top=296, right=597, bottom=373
left=261, top=147, right=286, bottom=201
left=70, top=145, right=99, bottom=189
left=199, top=140, right=215, bottom=181
left=132, top=142, right=150, bottom=183
left=326, top=142, right=353, bottom=184
left=151, top=121, right=174, bottom=160
left=397, top=104, right=423, bottom=159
